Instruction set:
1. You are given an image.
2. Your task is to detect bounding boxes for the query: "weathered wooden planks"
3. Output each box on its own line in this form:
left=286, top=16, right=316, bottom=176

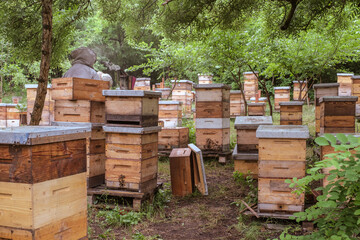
left=26, top=84, right=54, bottom=125
left=243, top=72, right=258, bottom=101
left=337, top=73, right=353, bottom=96
left=279, top=101, right=304, bottom=125
left=159, top=101, right=182, bottom=128
left=247, top=103, right=266, bottom=116
left=230, top=90, right=245, bottom=117
left=169, top=148, right=193, bottom=196
left=54, top=100, right=105, bottom=123
left=293, top=81, right=308, bottom=101
left=274, top=87, right=290, bottom=111
left=0, top=104, right=22, bottom=127
left=158, top=127, right=189, bottom=150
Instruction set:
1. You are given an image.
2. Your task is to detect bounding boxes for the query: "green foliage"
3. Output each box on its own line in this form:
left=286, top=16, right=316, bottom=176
left=97, top=207, right=143, bottom=227
left=182, top=119, right=196, bottom=144
left=232, top=171, right=258, bottom=211
left=282, top=134, right=360, bottom=239
left=130, top=232, right=162, bottom=240
left=142, top=187, right=172, bottom=220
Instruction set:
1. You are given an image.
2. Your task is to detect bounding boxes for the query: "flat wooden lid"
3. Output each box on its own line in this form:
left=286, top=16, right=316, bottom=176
left=169, top=148, right=191, bottom=157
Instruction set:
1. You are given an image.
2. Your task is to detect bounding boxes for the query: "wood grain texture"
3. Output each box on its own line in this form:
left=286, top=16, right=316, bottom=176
left=169, top=148, right=193, bottom=196
left=196, top=128, right=230, bottom=152
left=258, top=160, right=305, bottom=178
left=87, top=153, right=106, bottom=177
left=195, top=88, right=230, bottom=102
left=87, top=139, right=105, bottom=155
left=158, top=127, right=189, bottom=150
left=196, top=101, right=230, bottom=118
left=237, top=129, right=258, bottom=152
left=54, top=100, right=105, bottom=123
left=248, top=104, right=265, bottom=116
left=234, top=160, right=258, bottom=178
left=258, top=138, right=306, bottom=161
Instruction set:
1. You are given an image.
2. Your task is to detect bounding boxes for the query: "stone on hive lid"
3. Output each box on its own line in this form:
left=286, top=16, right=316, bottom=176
left=279, top=101, right=304, bottom=106
left=102, top=90, right=161, bottom=97
left=193, top=83, right=231, bottom=89
left=235, top=116, right=273, bottom=130
left=256, top=125, right=309, bottom=139
left=319, top=96, right=358, bottom=103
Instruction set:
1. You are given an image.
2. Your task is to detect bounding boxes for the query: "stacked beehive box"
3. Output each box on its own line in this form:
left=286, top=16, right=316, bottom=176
left=230, top=90, right=245, bottom=117
left=243, top=72, right=258, bottom=101
left=257, top=125, right=309, bottom=214
left=0, top=126, right=90, bottom=239
left=247, top=103, right=266, bottom=116
left=155, top=88, right=171, bottom=99
left=279, top=101, right=304, bottom=125
left=351, top=75, right=360, bottom=116
left=319, top=96, right=357, bottom=134
left=158, top=127, right=189, bottom=151
left=337, top=73, right=353, bottom=96
left=0, top=103, right=24, bottom=127
left=313, top=83, right=339, bottom=135
left=102, top=90, right=161, bottom=193
left=274, top=87, right=290, bottom=111
left=159, top=100, right=182, bottom=128
left=250, top=97, right=267, bottom=103
left=293, top=81, right=308, bottom=101
left=26, top=84, right=54, bottom=125
left=171, top=80, right=193, bottom=117
left=198, top=74, right=213, bottom=84
left=194, top=84, right=231, bottom=153
left=134, top=77, right=151, bottom=90
left=51, top=77, right=109, bottom=188
left=233, top=116, right=273, bottom=178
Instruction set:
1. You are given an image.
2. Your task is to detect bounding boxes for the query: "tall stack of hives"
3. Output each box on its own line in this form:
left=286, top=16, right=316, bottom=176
left=243, top=72, right=258, bottom=101
left=233, top=116, right=273, bottom=178
left=274, top=87, right=290, bottom=112
left=0, top=126, right=90, bottom=239
left=158, top=100, right=189, bottom=152
left=256, top=125, right=309, bottom=215
left=171, top=80, right=193, bottom=117
left=51, top=77, right=109, bottom=188
left=134, top=77, right=151, bottom=90
left=230, top=90, right=245, bottom=117
left=102, top=90, right=161, bottom=193
left=194, top=84, right=231, bottom=155
left=337, top=73, right=353, bottom=96
left=26, top=84, right=54, bottom=125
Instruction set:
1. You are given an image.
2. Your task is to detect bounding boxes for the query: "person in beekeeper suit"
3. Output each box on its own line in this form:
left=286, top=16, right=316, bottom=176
left=63, top=47, right=100, bottom=80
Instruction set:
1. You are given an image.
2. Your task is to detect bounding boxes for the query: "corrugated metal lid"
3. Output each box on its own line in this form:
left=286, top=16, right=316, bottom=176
left=256, top=125, right=309, bottom=139
left=235, top=116, right=272, bottom=129
left=102, top=90, right=161, bottom=97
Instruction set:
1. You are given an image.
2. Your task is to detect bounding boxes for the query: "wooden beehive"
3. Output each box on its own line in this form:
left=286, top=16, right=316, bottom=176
left=0, top=126, right=89, bottom=239
left=0, top=104, right=22, bottom=127
left=257, top=125, right=309, bottom=213
left=230, top=90, right=245, bottom=117
left=351, top=75, right=360, bottom=116
left=243, top=72, right=258, bottom=101
left=293, top=81, right=308, bottom=101
left=134, top=77, right=151, bottom=91
left=274, top=87, right=290, bottom=111
left=51, top=77, right=110, bottom=102
left=159, top=100, right=182, bottom=128
left=198, top=74, right=213, bottom=84
left=26, top=84, right=54, bottom=125
left=235, top=116, right=273, bottom=153
left=194, top=83, right=231, bottom=102
left=279, top=101, right=304, bottom=125
left=155, top=88, right=171, bottom=99
left=232, top=145, right=259, bottom=178
left=158, top=127, right=189, bottom=150
left=171, top=80, right=193, bottom=91
left=313, top=83, right=339, bottom=135
left=196, top=101, right=230, bottom=118
left=103, top=90, right=161, bottom=127
left=195, top=119, right=230, bottom=152
left=247, top=102, right=266, bottom=116
left=319, top=96, right=357, bottom=134
left=169, top=148, right=193, bottom=196
left=337, top=73, right=353, bottom=96
left=54, top=100, right=105, bottom=123
left=103, top=126, right=160, bottom=192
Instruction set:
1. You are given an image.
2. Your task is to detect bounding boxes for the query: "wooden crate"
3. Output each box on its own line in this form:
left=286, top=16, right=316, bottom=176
left=235, top=116, right=272, bottom=153
left=351, top=75, right=360, bottom=116
left=158, top=127, right=189, bottom=150
left=319, top=96, right=357, bottom=134
left=169, top=148, right=193, bottom=196
left=54, top=100, right=105, bottom=123
left=155, top=88, right=171, bottom=99
left=243, top=72, right=258, bottom=101
left=293, top=81, right=308, bottom=101
left=279, top=101, right=304, bottom=125
left=313, top=83, right=339, bottom=135
left=194, top=83, right=231, bottom=102
left=337, top=73, right=353, bottom=96
left=232, top=145, right=259, bottom=178
left=171, top=80, right=193, bottom=91
left=257, top=125, right=309, bottom=213
left=51, top=77, right=109, bottom=102
left=26, top=84, right=54, bottom=125
left=230, top=90, right=245, bottom=117
left=198, top=74, right=213, bottom=84
left=195, top=128, right=230, bottom=152
left=196, top=101, right=230, bottom=118
left=247, top=103, right=265, bottom=116
left=103, top=126, right=161, bottom=192
left=274, top=87, right=290, bottom=111
left=103, top=90, right=161, bottom=127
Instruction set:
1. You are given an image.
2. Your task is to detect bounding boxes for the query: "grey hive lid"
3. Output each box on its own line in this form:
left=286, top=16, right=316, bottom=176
left=159, top=100, right=181, bottom=105
left=235, top=116, right=272, bottom=129
left=25, top=84, right=52, bottom=89
left=102, top=90, right=161, bottom=97
left=293, top=80, right=307, bottom=84
left=313, top=83, right=339, bottom=89
left=274, top=86, right=291, bottom=90
left=171, top=80, right=193, bottom=84
left=256, top=125, right=309, bottom=139
left=319, top=96, right=358, bottom=103
left=230, top=90, right=242, bottom=94
left=232, top=145, right=258, bottom=160
left=0, top=126, right=91, bottom=145
left=136, top=78, right=151, bottom=81
left=193, top=83, right=231, bottom=89
left=51, top=121, right=103, bottom=129
left=103, top=126, right=161, bottom=134
left=337, top=73, right=353, bottom=76
left=155, top=88, right=171, bottom=91
left=248, top=102, right=265, bottom=106
left=279, top=101, right=304, bottom=106
left=351, top=75, right=360, bottom=80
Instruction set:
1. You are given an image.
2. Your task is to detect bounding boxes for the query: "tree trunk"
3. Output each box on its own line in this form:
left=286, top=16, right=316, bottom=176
left=30, top=0, right=52, bottom=125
